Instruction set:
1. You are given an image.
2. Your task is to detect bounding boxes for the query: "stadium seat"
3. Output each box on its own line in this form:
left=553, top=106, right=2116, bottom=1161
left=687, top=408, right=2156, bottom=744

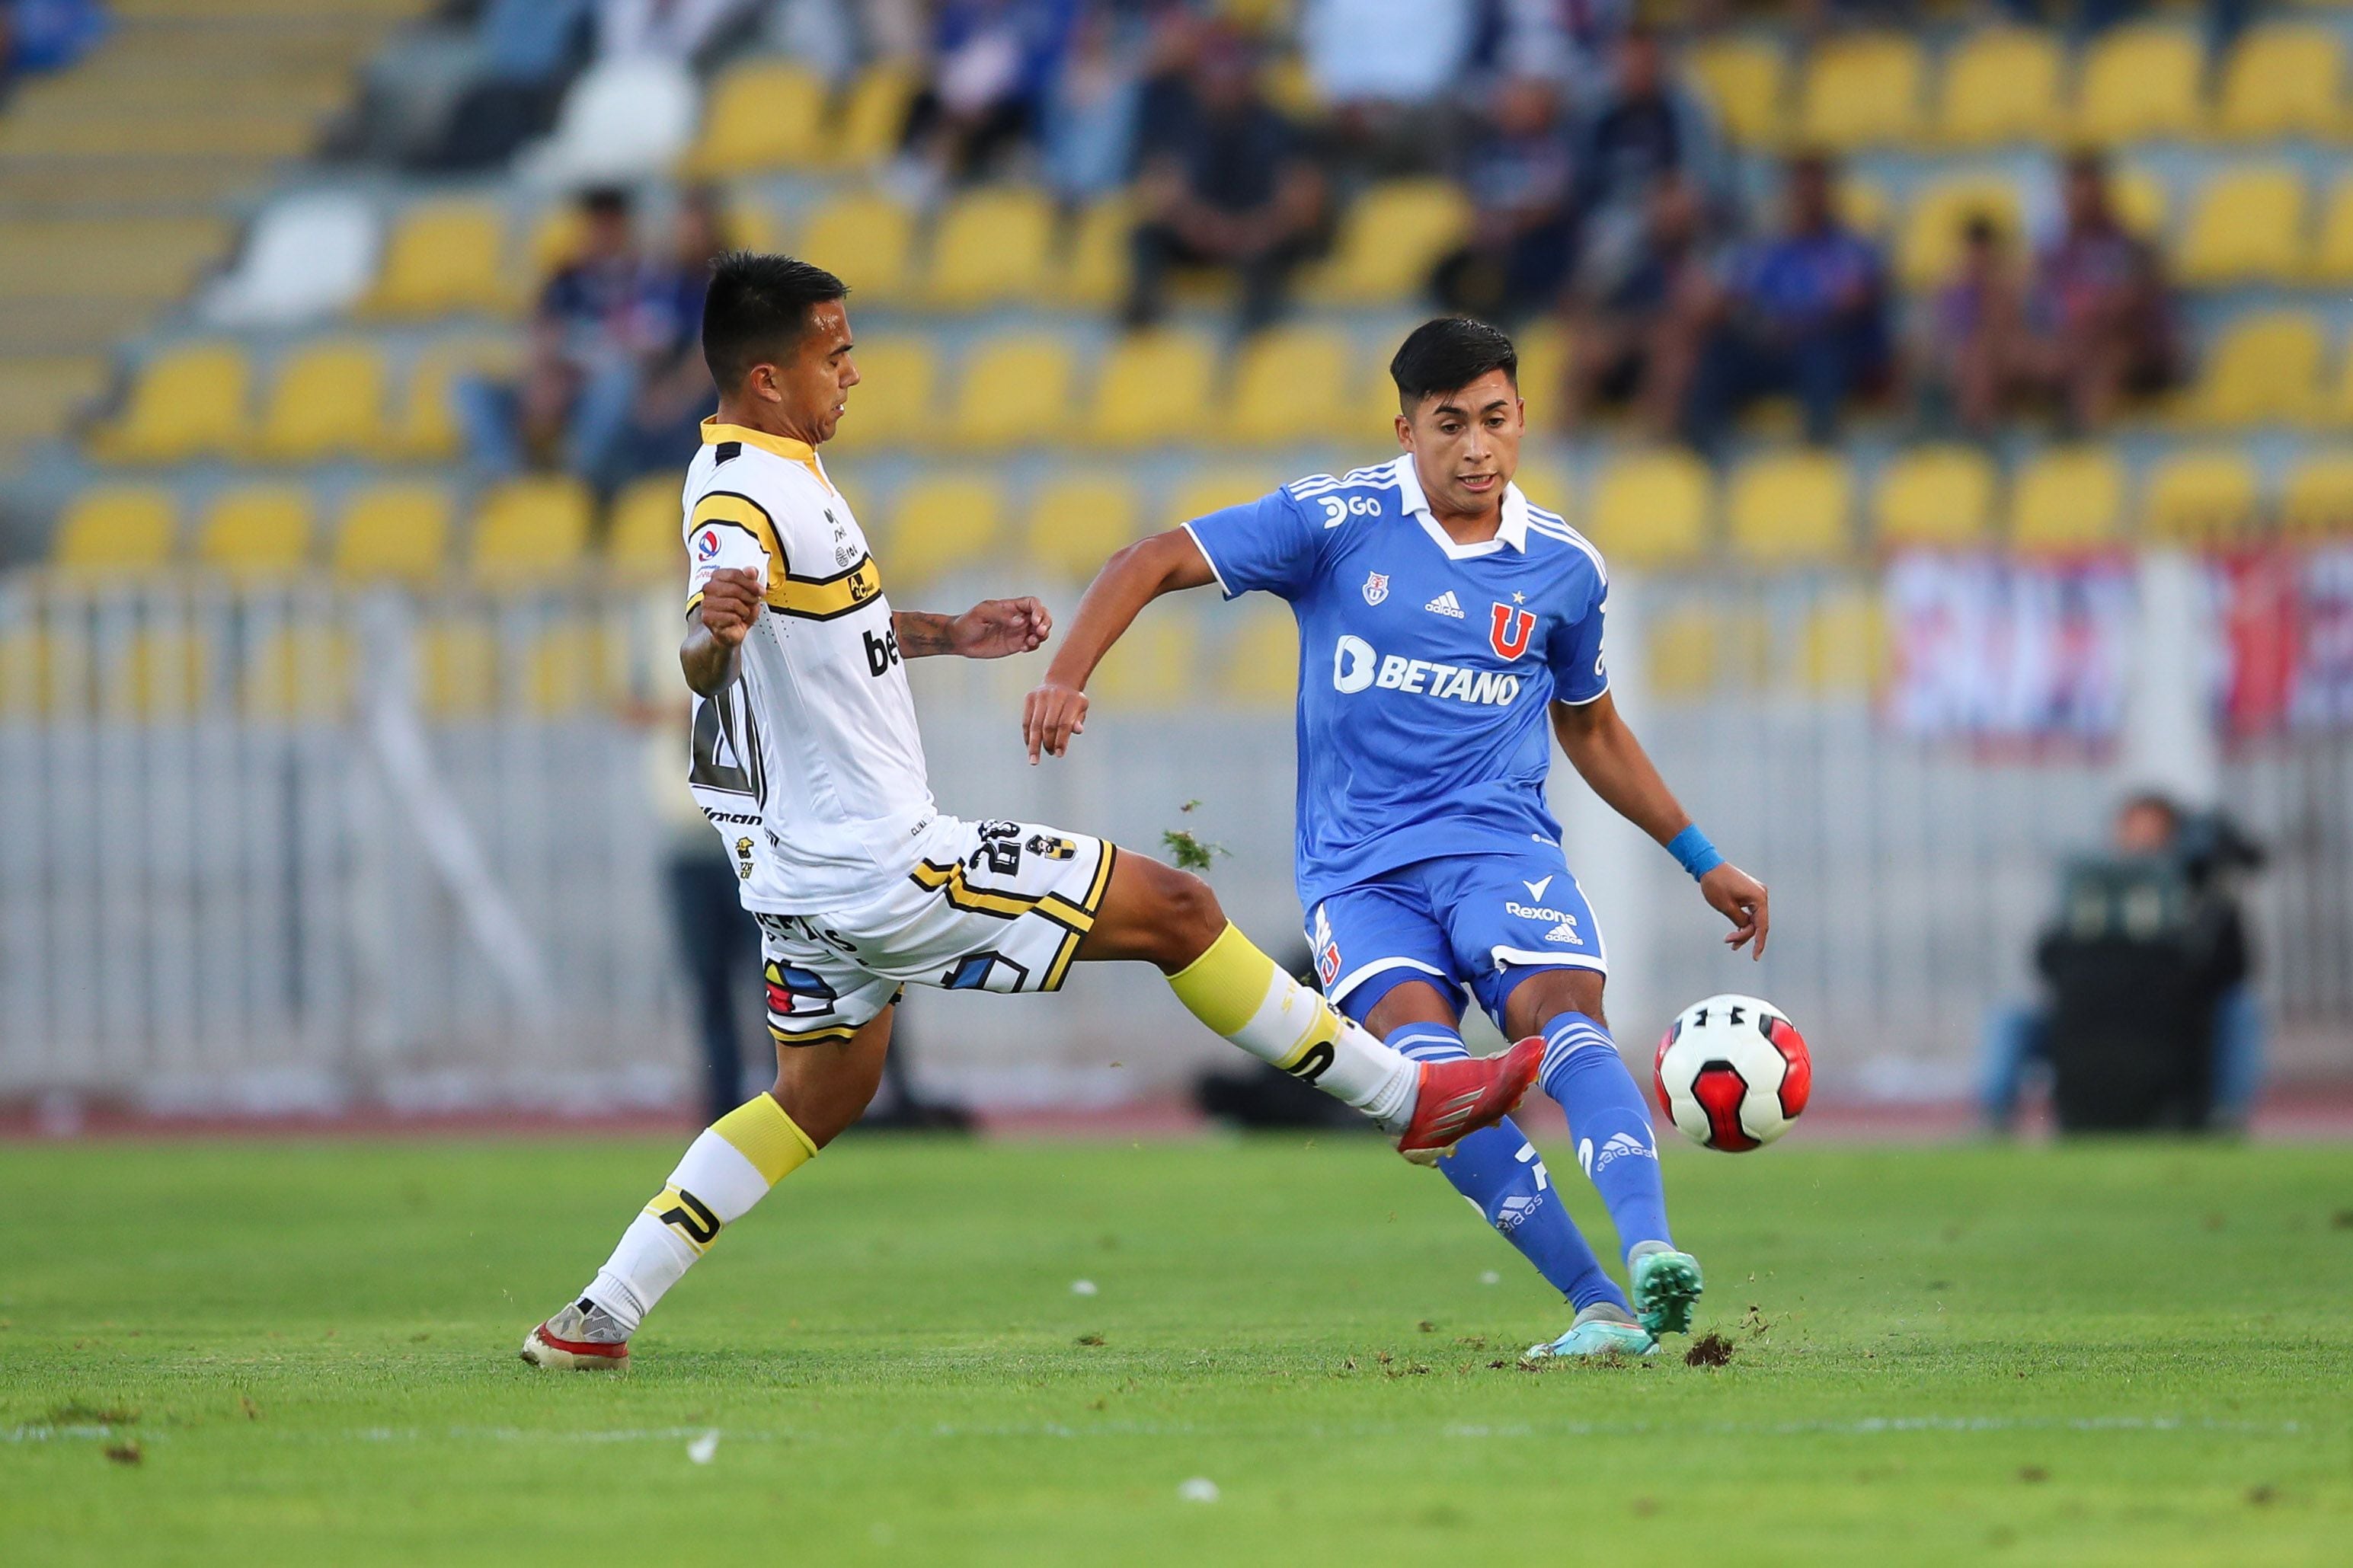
left=1225, top=326, right=1355, bottom=445
left=1686, top=37, right=1786, bottom=147
left=200, top=189, right=380, bottom=329
left=1874, top=445, right=1997, bottom=548
left=1023, top=474, right=1140, bottom=580
left=2073, top=25, right=2205, bottom=145
left=470, top=477, right=593, bottom=586
left=1220, top=602, right=1300, bottom=708
left=1060, top=197, right=1133, bottom=308
left=333, top=484, right=452, bottom=584
left=926, top=187, right=1057, bottom=308
left=835, top=59, right=920, bottom=167
left=607, top=474, right=683, bottom=580
left=1796, top=33, right=1926, bottom=150
left=523, top=204, right=588, bottom=287
left=1588, top=450, right=1711, bottom=567
left=2281, top=453, right=2353, bottom=535
left=523, top=618, right=611, bottom=715
left=948, top=336, right=1076, bottom=450
left=2009, top=446, right=2127, bottom=552
left=685, top=58, right=830, bottom=177
left=251, top=339, right=388, bottom=462
left=50, top=486, right=176, bottom=574
left=887, top=475, right=1005, bottom=583
left=239, top=623, right=353, bottom=721
left=519, top=57, right=699, bottom=188
left=1797, top=590, right=1882, bottom=693
left=366, top=200, right=508, bottom=318
left=1646, top=604, right=1725, bottom=698
left=1090, top=614, right=1198, bottom=708
left=1511, top=455, right=1576, bottom=522
left=2310, top=177, right=2353, bottom=285
left=1726, top=450, right=1853, bottom=562
left=2183, top=311, right=2325, bottom=427
left=800, top=190, right=917, bottom=305
left=389, top=339, right=516, bottom=463
left=2141, top=451, right=2262, bottom=544
left=2215, top=24, right=2345, bottom=142
left=827, top=337, right=938, bottom=449
left=723, top=196, right=786, bottom=257
left=1089, top=329, right=1216, bottom=446
left=1306, top=179, right=1470, bottom=305
left=1936, top=28, right=2065, bottom=148
left=2111, top=165, right=2171, bottom=240
left=88, top=341, right=250, bottom=463
left=1895, top=175, right=2024, bottom=292
left=1514, top=321, right=1570, bottom=433
left=1837, top=176, right=1891, bottom=242
left=1160, top=468, right=1280, bottom=532
left=113, top=628, right=212, bottom=720
left=2176, top=167, right=2308, bottom=287
left=419, top=615, right=497, bottom=717
left=196, top=485, right=313, bottom=576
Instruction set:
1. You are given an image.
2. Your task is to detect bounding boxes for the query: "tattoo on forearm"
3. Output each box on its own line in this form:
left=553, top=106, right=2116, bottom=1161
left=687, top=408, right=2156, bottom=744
left=892, top=611, right=955, bottom=659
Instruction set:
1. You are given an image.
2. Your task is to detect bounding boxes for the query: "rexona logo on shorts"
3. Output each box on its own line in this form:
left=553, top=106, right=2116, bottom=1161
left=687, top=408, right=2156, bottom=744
left=1332, top=635, right=1522, bottom=706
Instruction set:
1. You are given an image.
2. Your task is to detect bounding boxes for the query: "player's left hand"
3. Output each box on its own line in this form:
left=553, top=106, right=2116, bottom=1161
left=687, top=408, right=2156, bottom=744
left=949, top=597, right=1053, bottom=659
left=1700, top=863, right=1770, bottom=960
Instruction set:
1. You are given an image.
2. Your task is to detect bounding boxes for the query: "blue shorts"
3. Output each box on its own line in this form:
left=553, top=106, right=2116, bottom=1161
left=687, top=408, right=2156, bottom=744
left=1306, top=847, right=1607, bottom=1029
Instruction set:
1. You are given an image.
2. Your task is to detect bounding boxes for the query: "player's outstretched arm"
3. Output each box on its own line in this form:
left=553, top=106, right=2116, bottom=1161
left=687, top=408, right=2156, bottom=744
left=893, top=598, right=1051, bottom=660
left=681, top=566, right=762, bottom=695
left=1550, top=693, right=1771, bottom=958
left=1022, top=529, right=1218, bottom=762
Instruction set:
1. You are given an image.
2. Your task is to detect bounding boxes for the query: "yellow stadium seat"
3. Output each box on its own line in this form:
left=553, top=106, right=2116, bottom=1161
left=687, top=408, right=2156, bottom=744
left=723, top=196, right=786, bottom=256
left=1797, top=591, right=1882, bottom=694
left=1160, top=467, right=1280, bottom=532
left=608, top=474, right=683, bottom=580
left=1687, top=37, right=1785, bottom=148
left=1091, top=613, right=1198, bottom=708
left=1646, top=604, right=1724, bottom=698
left=2215, top=24, right=2345, bottom=141
left=389, top=339, right=516, bottom=464
left=1588, top=450, right=1712, bottom=567
left=251, top=340, right=388, bottom=462
left=801, top=190, right=918, bottom=305
left=470, top=476, right=593, bottom=585
left=1306, top=180, right=1470, bottom=305
left=89, top=341, right=250, bottom=463
left=1089, top=329, right=1216, bottom=446
left=1024, top=474, right=1140, bottom=580
left=238, top=623, right=353, bottom=721
left=1727, top=450, right=1853, bottom=561
left=1060, top=196, right=1133, bottom=308
left=1796, top=33, right=1926, bottom=151
left=2185, top=311, right=2325, bottom=427
left=523, top=618, right=612, bottom=715
left=2310, top=177, right=2353, bottom=284
left=1874, top=445, right=1997, bottom=548
left=334, top=484, right=452, bottom=584
left=1514, top=321, right=1570, bottom=433
left=52, top=486, right=176, bottom=573
left=196, top=485, right=312, bottom=576
left=366, top=200, right=509, bottom=318
left=1220, top=602, right=1300, bottom=708
left=1895, top=175, right=2023, bottom=290
left=2281, top=454, right=2353, bottom=536
left=419, top=615, right=497, bottom=718
left=1263, top=52, right=1320, bottom=120
left=2142, top=451, right=2261, bottom=544
left=926, top=187, right=1057, bottom=308
left=2177, top=167, right=2308, bottom=286
left=2110, top=165, right=2170, bottom=239
left=1936, top=28, right=2065, bottom=147
left=829, top=337, right=938, bottom=449
left=1225, top=326, right=1355, bottom=445
left=685, top=58, right=830, bottom=177
left=2009, top=446, right=2126, bottom=551
left=112, top=628, right=212, bottom=720
left=835, top=59, right=919, bottom=167
left=948, top=337, right=1076, bottom=450
left=2073, top=25, right=2205, bottom=145
left=1511, top=455, right=1575, bottom=522
left=887, top=474, right=1004, bottom=583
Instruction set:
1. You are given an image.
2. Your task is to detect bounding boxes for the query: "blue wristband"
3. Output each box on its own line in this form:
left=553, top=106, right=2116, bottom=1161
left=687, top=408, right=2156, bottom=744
left=1667, top=825, right=1724, bottom=881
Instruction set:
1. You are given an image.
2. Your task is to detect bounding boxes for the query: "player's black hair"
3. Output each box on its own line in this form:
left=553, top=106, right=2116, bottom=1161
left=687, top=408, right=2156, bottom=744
left=1389, top=317, right=1518, bottom=413
left=701, top=251, right=850, bottom=388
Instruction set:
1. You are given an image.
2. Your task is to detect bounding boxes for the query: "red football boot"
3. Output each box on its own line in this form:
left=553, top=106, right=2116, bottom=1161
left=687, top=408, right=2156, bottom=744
left=1395, top=1036, right=1545, bottom=1164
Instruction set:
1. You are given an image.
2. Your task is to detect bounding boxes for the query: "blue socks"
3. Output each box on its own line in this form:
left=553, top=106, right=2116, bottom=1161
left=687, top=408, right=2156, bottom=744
left=1538, top=1011, right=1674, bottom=1260
left=1386, top=1024, right=1626, bottom=1311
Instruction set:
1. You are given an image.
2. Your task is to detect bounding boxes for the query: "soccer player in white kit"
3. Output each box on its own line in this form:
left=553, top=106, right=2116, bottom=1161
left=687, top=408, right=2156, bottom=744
left=522, top=254, right=1543, bottom=1368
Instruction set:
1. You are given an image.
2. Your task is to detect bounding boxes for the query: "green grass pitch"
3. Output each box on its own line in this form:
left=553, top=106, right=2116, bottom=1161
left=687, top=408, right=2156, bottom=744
left=4, top=1134, right=2348, bottom=1564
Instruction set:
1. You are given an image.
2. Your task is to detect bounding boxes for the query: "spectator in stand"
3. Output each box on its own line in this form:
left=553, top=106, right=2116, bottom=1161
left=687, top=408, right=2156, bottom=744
left=1430, top=74, right=1576, bottom=321
left=1039, top=4, right=1140, bottom=206
left=897, top=0, right=1080, bottom=188
left=1920, top=212, right=2036, bottom=436
left=1, top=0, right=110, bottom=99
left=417, top=0, right=595, bottom=171
left=1124, top=28, right=1328, bottom=334
left=1301, top=0, right=1476, bottom=171
left=1131, top=5, right=1207, bottom=164
left=1569, top=27, right=1721, bottom=260
left=1562, top=174, right=1712, bottom=433
left=1672, top=152, right=1888, bottom=452
left=594, top=0, right=761, bottom=67
left=612, top=188, right=731, bottom=487
left=2030, top=151, right=2181, bottom=432
left=1478, top=0, right=1632, bottom=95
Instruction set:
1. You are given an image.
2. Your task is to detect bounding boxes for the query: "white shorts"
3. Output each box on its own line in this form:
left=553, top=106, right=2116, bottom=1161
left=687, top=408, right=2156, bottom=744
left=754, top=814, right=1119, bottom=1046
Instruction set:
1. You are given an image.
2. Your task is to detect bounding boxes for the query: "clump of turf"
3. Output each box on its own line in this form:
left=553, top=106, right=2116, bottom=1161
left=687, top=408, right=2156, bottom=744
left=1684, top=1332, right=1736, bottom=1368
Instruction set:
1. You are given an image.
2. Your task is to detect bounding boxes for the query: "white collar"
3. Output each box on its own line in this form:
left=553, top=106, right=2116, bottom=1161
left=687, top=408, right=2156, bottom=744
left=1391, top=454, right=1529, bottom=560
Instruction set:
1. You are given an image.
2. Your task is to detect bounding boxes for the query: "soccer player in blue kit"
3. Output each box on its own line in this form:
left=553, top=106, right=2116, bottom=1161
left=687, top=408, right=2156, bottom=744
left=1024, top=318, right=1773, bottom=1356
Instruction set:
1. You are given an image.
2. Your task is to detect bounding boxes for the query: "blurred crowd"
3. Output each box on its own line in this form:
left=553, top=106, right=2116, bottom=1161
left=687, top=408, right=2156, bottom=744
left=0, top=0, right=107, bottom=101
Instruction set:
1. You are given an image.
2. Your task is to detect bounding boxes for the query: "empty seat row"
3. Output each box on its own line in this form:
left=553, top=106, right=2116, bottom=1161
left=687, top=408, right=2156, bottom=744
left=1693, top=22, right=2349, bottom=152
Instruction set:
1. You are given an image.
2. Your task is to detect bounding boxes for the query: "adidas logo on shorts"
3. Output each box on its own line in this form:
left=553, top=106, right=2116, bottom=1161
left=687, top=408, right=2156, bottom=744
left=1424, top=589, right=1465, bottom=618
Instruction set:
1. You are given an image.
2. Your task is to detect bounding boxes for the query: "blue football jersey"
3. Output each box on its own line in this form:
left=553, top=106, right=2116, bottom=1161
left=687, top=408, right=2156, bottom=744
left=1185, top=454, right=1610, bottom=912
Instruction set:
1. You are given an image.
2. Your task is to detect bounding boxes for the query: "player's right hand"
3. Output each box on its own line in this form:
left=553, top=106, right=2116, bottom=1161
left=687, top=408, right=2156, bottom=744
left=697, top=567, right=763, bottom=647
left=1021, top=680, right=1089, bottom=765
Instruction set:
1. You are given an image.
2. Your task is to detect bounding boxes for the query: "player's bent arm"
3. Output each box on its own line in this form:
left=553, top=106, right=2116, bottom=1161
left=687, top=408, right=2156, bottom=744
left=680, top=566, right=762, bottom=695
left=894, top=598, right=1052, bottom=661
left=1022, top=530, right=1217, bottom=762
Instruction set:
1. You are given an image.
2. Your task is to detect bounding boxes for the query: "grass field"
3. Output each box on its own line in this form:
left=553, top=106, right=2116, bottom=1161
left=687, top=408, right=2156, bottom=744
left=3, top=1133, right=2349, bottom=1565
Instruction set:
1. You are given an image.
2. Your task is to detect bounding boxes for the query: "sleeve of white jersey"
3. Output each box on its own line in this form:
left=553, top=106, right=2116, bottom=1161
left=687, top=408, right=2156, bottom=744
left=682, top=491, right=777, bottom=609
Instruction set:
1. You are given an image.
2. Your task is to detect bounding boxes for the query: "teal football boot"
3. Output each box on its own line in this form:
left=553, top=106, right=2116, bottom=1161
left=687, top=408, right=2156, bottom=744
left=1524, top=1302, right=1658, bottom=1359
left=1628, top=1241, right=1703, bottom=1336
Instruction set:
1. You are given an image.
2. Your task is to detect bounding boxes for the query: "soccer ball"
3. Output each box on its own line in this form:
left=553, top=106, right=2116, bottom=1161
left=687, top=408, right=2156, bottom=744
left=1653, top=994, right=1811, bottom=1151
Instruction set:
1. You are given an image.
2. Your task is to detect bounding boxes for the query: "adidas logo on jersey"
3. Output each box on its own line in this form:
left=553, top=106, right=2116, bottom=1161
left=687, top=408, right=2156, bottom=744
left=1423, top=590, right=1464, bottom=618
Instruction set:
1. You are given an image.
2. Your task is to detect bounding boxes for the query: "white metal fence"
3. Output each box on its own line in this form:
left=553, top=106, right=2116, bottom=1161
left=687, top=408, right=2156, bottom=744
left=2, top=571, right=2346, bottom=1113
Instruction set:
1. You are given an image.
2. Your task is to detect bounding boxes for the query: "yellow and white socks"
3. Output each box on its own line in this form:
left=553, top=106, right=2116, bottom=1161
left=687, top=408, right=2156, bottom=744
left=583, top=1093, right=817, bottom=1335
left=1167, top=923, right=1418, bottom=1131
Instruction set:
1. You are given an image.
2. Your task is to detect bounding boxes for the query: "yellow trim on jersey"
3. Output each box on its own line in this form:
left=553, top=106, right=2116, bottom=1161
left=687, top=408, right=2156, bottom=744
left=702, top=417, right=828, bottom=485
left=771, top=554, right=884, bottom=621
left=689, top=490, right=782, bottom=560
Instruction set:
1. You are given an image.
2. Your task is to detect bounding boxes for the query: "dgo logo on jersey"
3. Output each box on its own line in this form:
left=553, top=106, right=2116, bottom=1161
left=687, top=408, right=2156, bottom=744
left=1489, top=602, right=1537, bottom=660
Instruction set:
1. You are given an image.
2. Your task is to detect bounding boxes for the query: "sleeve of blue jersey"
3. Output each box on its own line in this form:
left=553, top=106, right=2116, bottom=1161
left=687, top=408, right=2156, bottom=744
left=1181, top=487, right=1319, bottom=601
left=1547, top=564, right=1610, bottom=705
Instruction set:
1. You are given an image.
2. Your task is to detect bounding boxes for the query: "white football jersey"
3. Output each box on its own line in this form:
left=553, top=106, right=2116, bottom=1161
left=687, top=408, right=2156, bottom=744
left=681, top=418, right=935, bottom=913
